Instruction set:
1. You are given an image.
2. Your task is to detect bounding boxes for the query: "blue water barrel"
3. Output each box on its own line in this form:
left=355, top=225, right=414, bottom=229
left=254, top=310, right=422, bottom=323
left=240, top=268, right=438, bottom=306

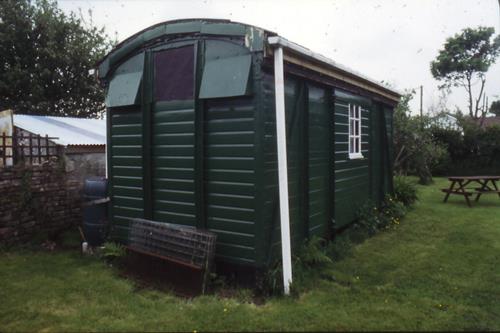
left=82, top=177, right=108, bottom=246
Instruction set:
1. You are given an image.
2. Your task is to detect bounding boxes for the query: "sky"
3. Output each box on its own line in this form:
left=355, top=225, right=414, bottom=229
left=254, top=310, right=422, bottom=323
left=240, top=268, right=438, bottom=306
left=59, top=0, right=500, bottom=115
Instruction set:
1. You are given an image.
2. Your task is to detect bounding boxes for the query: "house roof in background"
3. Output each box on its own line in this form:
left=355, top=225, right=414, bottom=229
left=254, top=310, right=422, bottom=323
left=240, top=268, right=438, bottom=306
left=478, top=117, right=500, bottom=128
left=467, top=116, right=500, bottom=129
left=13, top=114, right=106, bottom=146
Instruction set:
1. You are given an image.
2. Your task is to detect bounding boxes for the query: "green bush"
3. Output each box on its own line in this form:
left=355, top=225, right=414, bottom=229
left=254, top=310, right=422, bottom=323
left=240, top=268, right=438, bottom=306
left=296, top=236, right=333, bottom=268
left=382, top=196, right=407, bottom=221
left=263, top=236, right=333, bottom=296
left=394, top=176, right=418, bottom=207
left=101, top=242, right=126, bottom=261
left=354, top=200, right=385, bottom=235
left=431, top=121, right=500, bottom=176
left=394, top=92, right=447, bottom=184
left=354, top=194, right=411, bottom=235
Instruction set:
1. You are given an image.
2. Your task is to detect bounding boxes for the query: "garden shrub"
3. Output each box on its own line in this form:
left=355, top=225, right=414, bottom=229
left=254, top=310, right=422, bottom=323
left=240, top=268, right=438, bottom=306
left=101, top=242, right=126, bottom=261
left=354, top=193, right=412, bottom=235
left=354, top=200, right=386, bottom=235
left=431, top=122, right=500, bottom=176
left=394, top=93, right=447, bottom=184
left=394, top=176, right=418, bottom=207
left=263, top=236, right=334, bottom=296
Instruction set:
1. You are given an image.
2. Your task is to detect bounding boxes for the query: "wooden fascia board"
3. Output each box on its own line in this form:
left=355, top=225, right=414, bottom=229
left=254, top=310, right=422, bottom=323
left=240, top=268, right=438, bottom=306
left=266, top=46, right=400, bottom=103
left=283, top=52, right=399, bottom=103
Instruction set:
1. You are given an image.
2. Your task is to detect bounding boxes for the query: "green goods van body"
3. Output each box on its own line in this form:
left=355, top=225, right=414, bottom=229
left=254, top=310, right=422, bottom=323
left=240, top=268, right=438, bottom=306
left=99, top=19, right=400, bottom=269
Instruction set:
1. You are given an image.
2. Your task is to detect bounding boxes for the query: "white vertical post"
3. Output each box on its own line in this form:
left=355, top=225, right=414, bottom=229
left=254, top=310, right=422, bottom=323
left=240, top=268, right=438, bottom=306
left=273, top=46, right=293, bottom=295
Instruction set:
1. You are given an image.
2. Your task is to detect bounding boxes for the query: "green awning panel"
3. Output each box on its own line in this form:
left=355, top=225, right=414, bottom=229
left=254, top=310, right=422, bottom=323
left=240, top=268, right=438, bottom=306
left=199, top=54, right=252, bottom=99
left=105, top=52, right=144, bottom=108
left=106, top=72, right=142, bottom=107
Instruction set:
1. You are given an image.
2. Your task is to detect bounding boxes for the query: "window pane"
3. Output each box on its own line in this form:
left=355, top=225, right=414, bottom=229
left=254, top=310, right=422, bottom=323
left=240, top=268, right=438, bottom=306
left=199, top=54, right=251, bottom=99
left=355, top=106, right=360, bottom=119
left=349, top=104, right=354, bottom=118
left=154, top=46, right=194, bottom=101
left=350, top=120, right=354, bottom=135
left=349, top=138, right=354, bottom=153
left=355, top=120, right=359, bottom=136
left=355, top=138, right=360, bottom=153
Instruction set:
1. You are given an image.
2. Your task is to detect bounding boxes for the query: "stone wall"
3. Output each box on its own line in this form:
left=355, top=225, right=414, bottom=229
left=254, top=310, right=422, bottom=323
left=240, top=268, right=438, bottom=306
left=64, top=152, right=106, bottom=185
left=0, top=159, right=81, bottom=245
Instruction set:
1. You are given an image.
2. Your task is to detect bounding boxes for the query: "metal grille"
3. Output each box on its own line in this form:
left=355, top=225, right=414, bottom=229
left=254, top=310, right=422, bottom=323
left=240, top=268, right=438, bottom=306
left=128, top=218, right=216, bottom=270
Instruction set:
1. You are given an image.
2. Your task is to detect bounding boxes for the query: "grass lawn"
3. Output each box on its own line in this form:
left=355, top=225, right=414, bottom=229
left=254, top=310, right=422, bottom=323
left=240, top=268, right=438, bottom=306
left=1, top=178, right=499, bottom=331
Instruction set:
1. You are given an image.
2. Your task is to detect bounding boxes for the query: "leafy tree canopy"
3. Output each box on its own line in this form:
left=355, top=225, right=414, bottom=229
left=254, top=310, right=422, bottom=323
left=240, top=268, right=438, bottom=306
left=394, top=91, right=447, bottom=185
left=0, top=0, right=115, bottom=117
left=490, top=100, right=500, bottom=117
left=430, top=26, right=500, bottom=119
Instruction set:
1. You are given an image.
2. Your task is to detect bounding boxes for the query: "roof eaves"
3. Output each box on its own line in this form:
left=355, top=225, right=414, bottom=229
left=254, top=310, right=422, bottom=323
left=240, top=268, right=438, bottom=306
left=267, top=36, right=402, bottom=100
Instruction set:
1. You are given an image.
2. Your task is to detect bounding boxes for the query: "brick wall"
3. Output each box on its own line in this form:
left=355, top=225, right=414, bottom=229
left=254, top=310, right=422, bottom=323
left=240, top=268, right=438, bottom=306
left=0, top=159, right=81, bottom=245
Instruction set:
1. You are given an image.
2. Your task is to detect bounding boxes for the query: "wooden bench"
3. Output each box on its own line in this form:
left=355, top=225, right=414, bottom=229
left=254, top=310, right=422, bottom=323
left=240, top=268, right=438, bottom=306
left=441, top=189, right=473, bottom=195
left=442, top=176, right=500, bottom=207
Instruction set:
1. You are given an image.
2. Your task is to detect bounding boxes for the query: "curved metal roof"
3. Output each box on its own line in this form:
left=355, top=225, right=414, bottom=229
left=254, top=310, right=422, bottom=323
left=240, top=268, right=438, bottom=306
left=98, top=18, right=269, bottom=80
left=98, top=18, right=400, bottom=101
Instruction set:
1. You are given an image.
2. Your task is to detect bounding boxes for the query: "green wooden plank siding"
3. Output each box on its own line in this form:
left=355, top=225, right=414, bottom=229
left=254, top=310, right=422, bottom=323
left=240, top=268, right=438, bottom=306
left=307, top=84, right=330, bottom=237
left=204, top=98, right=257, bottom=264
left=152, top=101, right=196, bottom=226
left=333, top=96, right=371, bottom=228
left=109, top=108, right=144, bottom=241
left=258, top=73, right=333, bottom=265
left=258, top=71, right=280, bottom=266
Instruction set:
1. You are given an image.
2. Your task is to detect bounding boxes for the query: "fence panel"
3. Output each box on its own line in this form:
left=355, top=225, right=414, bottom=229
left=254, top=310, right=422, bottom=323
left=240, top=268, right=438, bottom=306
left=0, top=132, right=60, bottom=167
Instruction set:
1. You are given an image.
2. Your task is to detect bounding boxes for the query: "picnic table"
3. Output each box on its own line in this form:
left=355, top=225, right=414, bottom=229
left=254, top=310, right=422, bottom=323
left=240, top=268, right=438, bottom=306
left=442, top=176, right=500, bottom=207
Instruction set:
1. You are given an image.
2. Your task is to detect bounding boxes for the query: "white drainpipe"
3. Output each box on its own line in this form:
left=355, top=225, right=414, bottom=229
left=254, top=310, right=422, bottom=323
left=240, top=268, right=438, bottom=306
left=272, top=45, right=293, bottom=295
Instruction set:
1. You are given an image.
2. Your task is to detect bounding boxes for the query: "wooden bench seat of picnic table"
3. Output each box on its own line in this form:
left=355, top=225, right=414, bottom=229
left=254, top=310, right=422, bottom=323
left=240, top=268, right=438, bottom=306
left=473, top=188, right=500, bottom=193
left=448, top=176, right=500, bottom=181
left=440, top=188, right=474, bottom=196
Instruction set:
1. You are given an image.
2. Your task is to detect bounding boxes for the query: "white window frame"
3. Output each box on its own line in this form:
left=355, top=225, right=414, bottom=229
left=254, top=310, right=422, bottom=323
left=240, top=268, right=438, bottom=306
left=348, top=103, right=363, bottom=159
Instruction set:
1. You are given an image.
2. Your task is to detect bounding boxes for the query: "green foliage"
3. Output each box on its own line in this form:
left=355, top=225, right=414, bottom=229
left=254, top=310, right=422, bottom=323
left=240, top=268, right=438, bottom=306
left=431, top=120, right=500, bottom=175
left=101, top=242, right=126, bottom=260
left=394, top=92, right=447, bottom=184
left=263, top=236, right=334, bottom=296
left=354, top=195, right=411, bottom=236
left=325, top=233, right=353, bottom=261
left=430, top=27, right=500, bottom=118
left=0, top=0, right=115, bottom=117
left=490, top=100, right=500, bottom=117
left=296, top=236, right=333, bottom=268
left=355, top=200, right=387, bottom=235
left=393, top=176, right=418, bottom=207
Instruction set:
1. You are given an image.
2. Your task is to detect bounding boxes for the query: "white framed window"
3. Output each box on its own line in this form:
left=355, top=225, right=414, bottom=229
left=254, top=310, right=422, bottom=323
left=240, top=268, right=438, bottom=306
left=348, top=103, right=363, bottom=159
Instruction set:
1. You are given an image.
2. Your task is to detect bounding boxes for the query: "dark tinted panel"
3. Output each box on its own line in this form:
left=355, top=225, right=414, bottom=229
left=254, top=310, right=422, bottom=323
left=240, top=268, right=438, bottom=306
left=154, top=46, right=194, bottom=101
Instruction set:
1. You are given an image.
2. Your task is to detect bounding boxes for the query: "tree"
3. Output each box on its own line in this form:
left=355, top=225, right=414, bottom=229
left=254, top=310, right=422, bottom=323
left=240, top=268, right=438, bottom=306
left=490, top=100, right=500, bottom=117
left=430, top=27, right=500, bottom=119
left=0, top=0, right=115, bottom=118
left=393, top=91, right=447, bottom=184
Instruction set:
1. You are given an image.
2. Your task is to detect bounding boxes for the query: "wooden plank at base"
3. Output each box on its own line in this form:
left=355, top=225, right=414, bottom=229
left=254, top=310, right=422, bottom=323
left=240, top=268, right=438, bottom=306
left=125, top=245, right=202, bottom=270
